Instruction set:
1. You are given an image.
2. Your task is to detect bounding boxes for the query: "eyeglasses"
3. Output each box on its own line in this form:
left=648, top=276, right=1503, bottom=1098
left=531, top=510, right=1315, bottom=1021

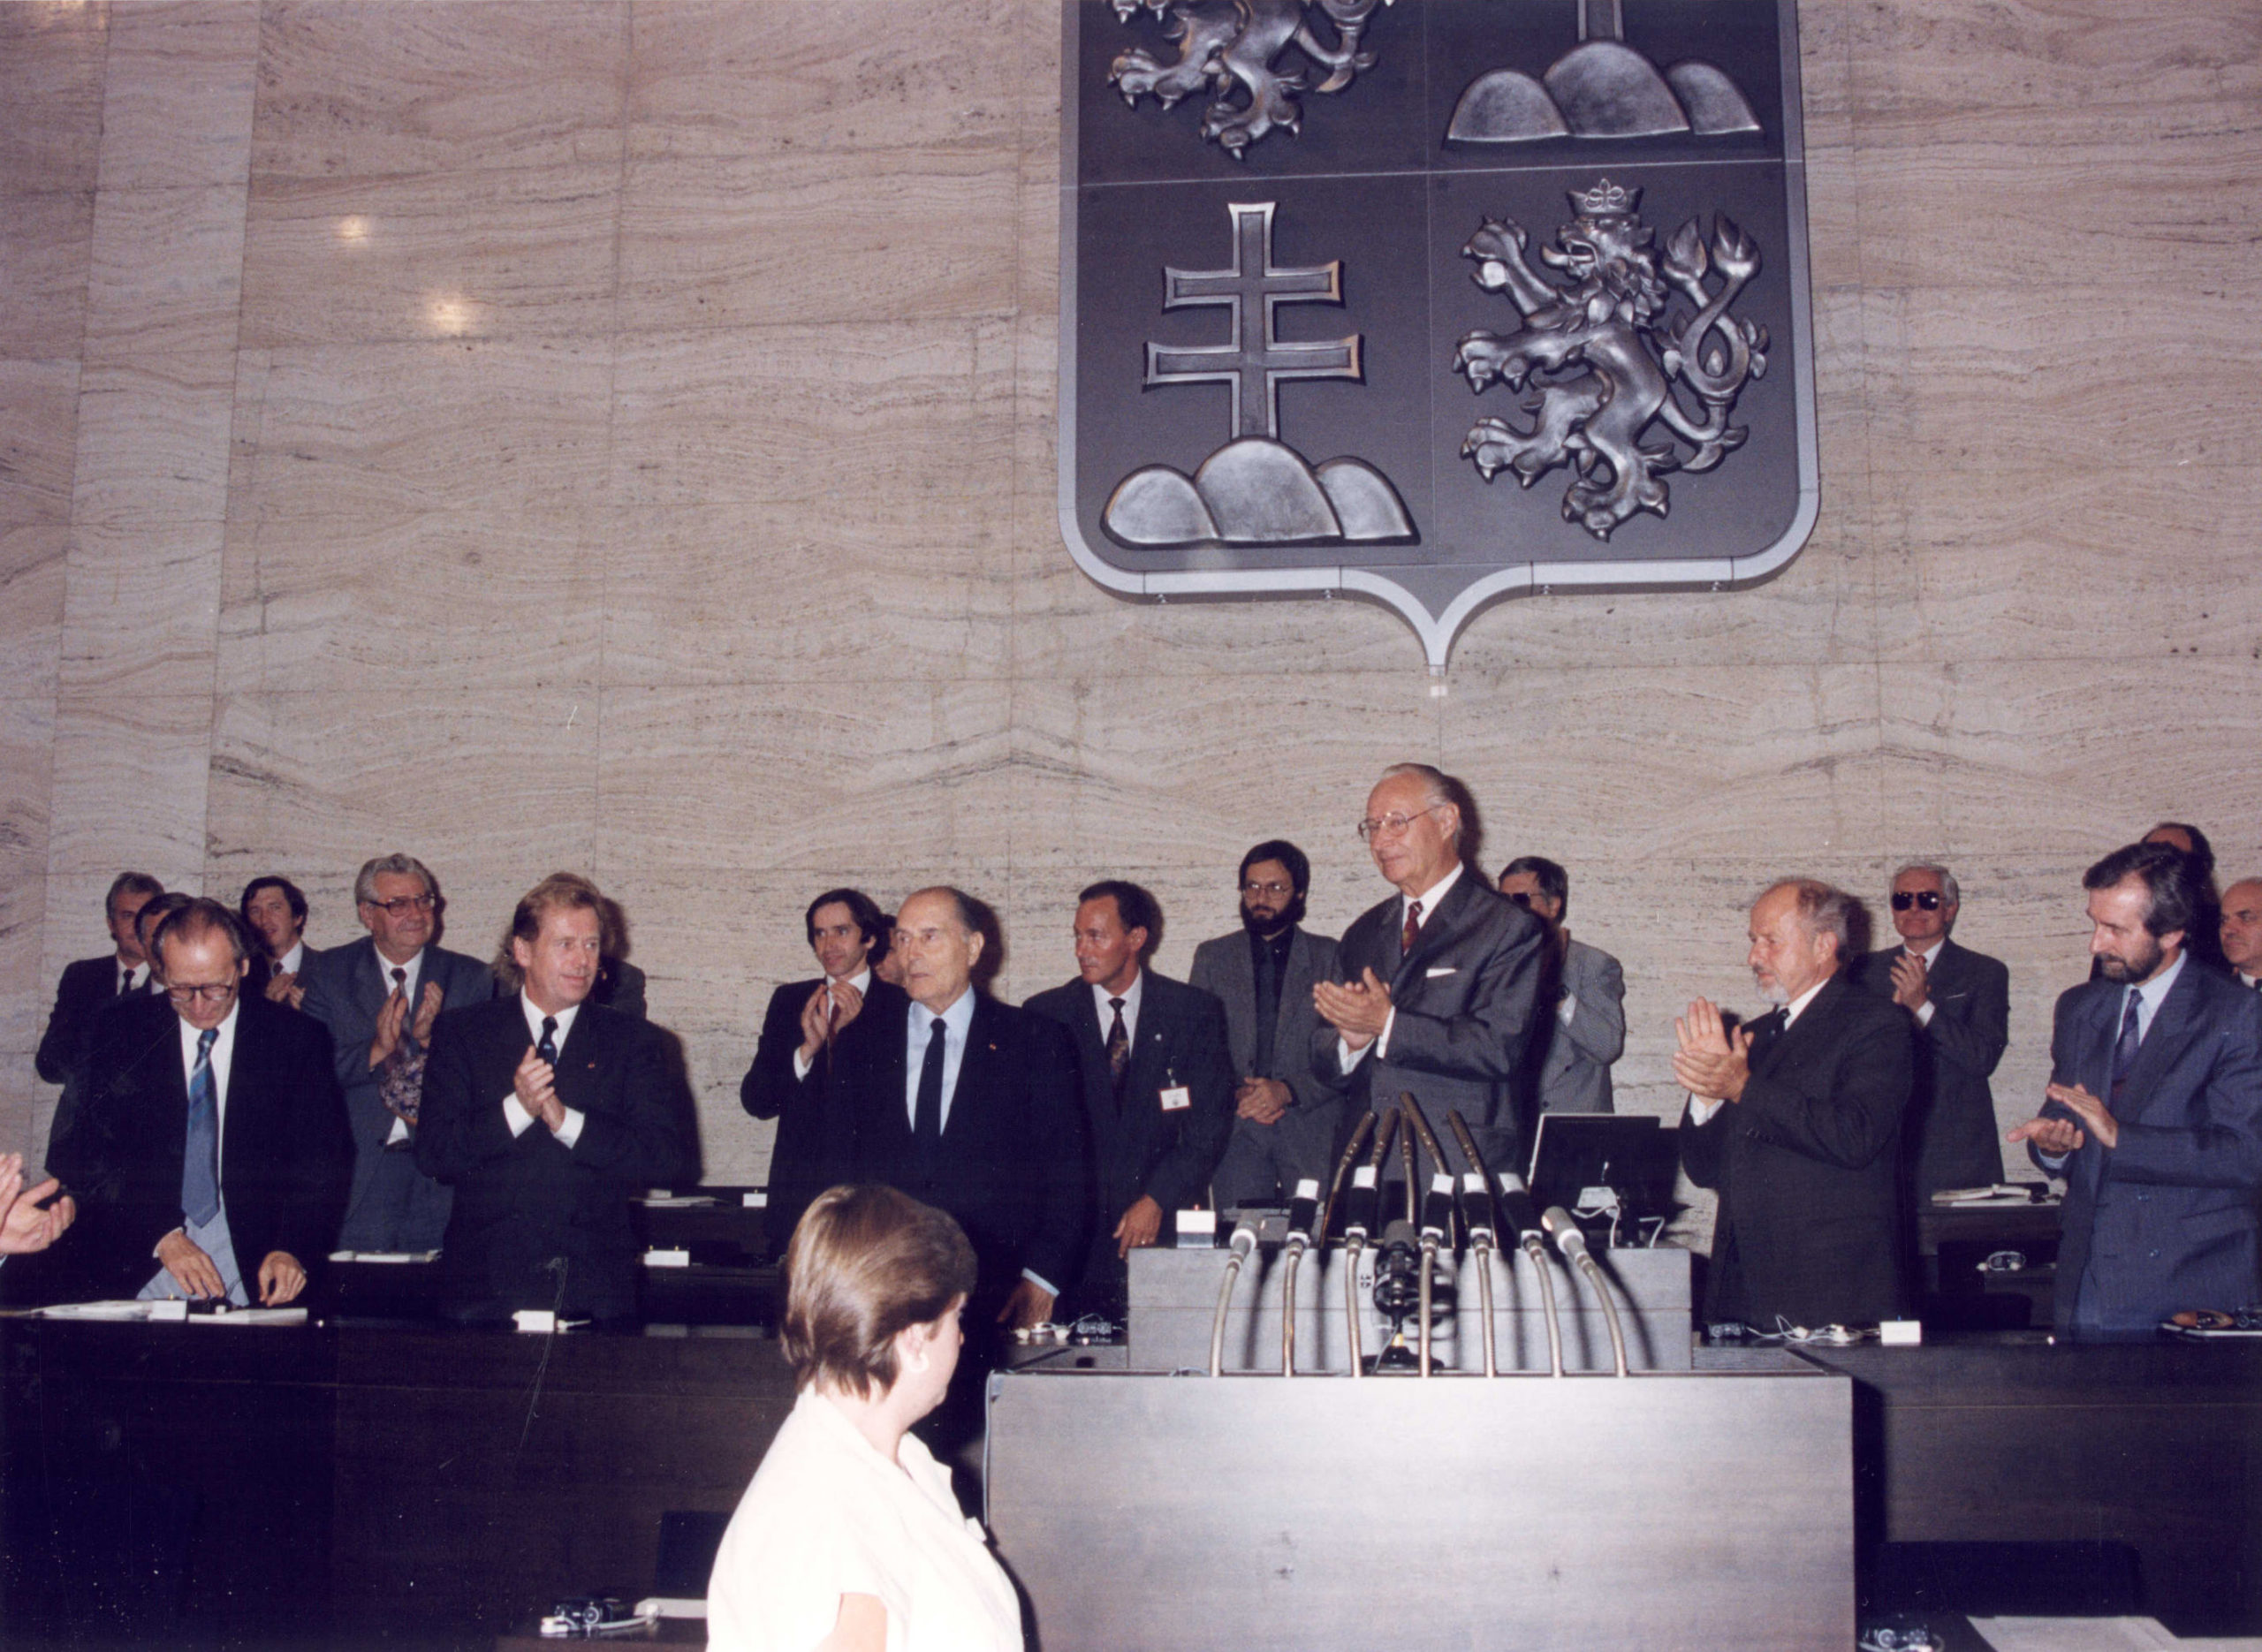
left=1356, top=806, right=1444, bottom=842
left=1504, top=890, right=1535, bottom=908
left=1240, top=880, right=1294, bottom=898
left=166, top=981, right=239, bottom=1005
left=364, top=894, right=437, bottom=915
left=1890, top=890, right=1945, bottom=912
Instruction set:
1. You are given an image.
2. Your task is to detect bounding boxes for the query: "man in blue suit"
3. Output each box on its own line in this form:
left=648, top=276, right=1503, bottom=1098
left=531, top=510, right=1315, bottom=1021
left=300, top=853, right=496, bottom=1253
left=1028, top=880, right=1233, bottom=1315
left=2012, top=842, right=2262, bottom=1332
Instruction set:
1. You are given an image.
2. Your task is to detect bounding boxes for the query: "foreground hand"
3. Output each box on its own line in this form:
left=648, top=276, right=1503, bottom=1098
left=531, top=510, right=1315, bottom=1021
left=1671, top=997, right=1752, bottom=1103
left=997, top=1278, right=1055, bottom=1330
left=2043, top=1081, right=2118, bottom=1150
left=1314, top=968, right=1393, bottom=1047
left=2008, top=1114, right=2084, bottom=1157
left=0, top=1155, right=75, bottom=1255
left=1114, top=1194, right=1165, bottom=1258
left=512, top=1046, right=566, bottom=1132
left=410, top=981, right=444, bottom=1046
left=263, top=968, right=298, bottom=1004
left=156, top=1230, right=227, bottom=1300
left=368, top=987, right=410, bottom=1069
left=256, top=1250, right=307, bottom=1306
left=1889, top=952, right=1930, bottom=1012
left=1235, top=1077, right=1291, bottom=1124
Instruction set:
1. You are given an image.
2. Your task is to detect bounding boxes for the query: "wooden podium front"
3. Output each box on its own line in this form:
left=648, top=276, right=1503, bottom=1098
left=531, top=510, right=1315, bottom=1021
left=984, top=1361, right=1852, bottom=1651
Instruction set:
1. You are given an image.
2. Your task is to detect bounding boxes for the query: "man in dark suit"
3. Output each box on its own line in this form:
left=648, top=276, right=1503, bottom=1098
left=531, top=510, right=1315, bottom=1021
left=300, top=853, right=496, bottom=1253
left=1499, top=856, right=1625, bottom=1118
left=415, top=876, right=693, bottom=1326
left=2011, top=843, right=2262, bottom=1332
left=1028, top=881, right=1233, bottom=1315
left=52, top=900, right=351, bottom=1305
left=1192, top=841, right=1347, bottom=1209
left=1850, top=862, right=2010, bottom=1201
left=841, top=886, right=1088, bottom=1330
left=239, top=875, right=322, bottom=1011
left=1315, top=763, right=1547, bottom=1179
left=1675, top=879, right=1913, bottom=1333
left=36, top=873, right=166, bottom=1159
left=740, top=887, right=903, bottom=1243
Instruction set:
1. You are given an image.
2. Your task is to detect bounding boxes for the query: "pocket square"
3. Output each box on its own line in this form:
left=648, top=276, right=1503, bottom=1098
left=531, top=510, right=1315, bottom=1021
left=1425, top=966, right=1458, bottom=979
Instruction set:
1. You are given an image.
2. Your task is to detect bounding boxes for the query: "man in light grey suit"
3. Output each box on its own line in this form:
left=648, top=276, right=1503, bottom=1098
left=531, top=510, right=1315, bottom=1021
left=1499, top=856, right=1624, bottom=1116
left=300, top=853, right=496, bottom=1252
left=1191, top=840, right=1347, bottom=1207
left=1315, top=764, right=1547, bottom=1178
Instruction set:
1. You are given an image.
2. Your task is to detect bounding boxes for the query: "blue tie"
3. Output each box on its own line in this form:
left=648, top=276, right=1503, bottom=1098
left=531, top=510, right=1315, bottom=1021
left=2110, top=990, right=2143, bottom=1103
left=183, top=1027, right=220, bottom=1226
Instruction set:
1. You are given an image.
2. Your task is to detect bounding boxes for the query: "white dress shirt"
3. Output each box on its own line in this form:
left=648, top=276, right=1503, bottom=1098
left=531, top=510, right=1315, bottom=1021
left=502, top=991, right=587, bottom=1149
left=790, top=967, right=874, bottom=1082
left=177, top=999, right=240, bottom=1177
left=1341, top=862, right=1465, bottom=1072
left=1687, top=974, right=1831, bottom=1125
left=1901, top=937, right=1945, bottom=1027
left=902, top=988, right=977, bottom=1134
left=1091, top=969, right=1143, bottom=1049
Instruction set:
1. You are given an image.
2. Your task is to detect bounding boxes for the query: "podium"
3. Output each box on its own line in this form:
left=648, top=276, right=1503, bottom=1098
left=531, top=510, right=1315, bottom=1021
left=984, top=1360, right=1852, bottom=1651
left=1127, top=1242, right=1693, bottom=1374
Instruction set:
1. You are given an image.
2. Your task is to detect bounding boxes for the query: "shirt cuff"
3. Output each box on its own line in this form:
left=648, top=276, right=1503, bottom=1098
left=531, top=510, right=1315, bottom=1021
left=1337, top=1035, right=1368, bottom=1075
left=2036, top=1148, right=2070, bottom=1172
left=1687, top=1094, right=1727, bottom=1126
left=1557, top=991, right=1578, bottom=1027
left=1914, top=1001, right=1936, bottom=1028
left=792, top=1048, right=814, bottom=1082
left=1021, top=1267, right=1060, bottom=1300
left=384, top=1114, right=410, bottom=1145
left=1373, top=1006, right=1399, bottom=1060
left=555, top=1107, right=586, bottom=1150
left=503, top=1095, right=535, bottom=1137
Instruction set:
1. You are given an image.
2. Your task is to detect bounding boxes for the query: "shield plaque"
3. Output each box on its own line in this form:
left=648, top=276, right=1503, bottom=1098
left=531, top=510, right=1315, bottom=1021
left=1059, top=0, right=1817, bottom=670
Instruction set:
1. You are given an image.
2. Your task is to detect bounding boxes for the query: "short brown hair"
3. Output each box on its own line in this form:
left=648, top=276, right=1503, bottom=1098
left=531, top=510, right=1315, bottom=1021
left=492, top=872, right=611, bottom=989
left=781, top=1185, right=976, bottom=1397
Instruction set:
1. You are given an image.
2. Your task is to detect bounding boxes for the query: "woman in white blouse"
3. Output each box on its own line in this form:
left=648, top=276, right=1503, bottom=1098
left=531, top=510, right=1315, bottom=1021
left=707, top=1184, right=1024, bottom=1652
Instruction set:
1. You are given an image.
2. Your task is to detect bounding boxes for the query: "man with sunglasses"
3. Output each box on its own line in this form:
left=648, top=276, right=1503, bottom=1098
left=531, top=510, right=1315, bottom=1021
left=300, top=854, right=495, bottom=1253
left=1315, top=764, right=1545, bottom=1178
left=51, top=900, right=350, bottom=1305
left=1851, top=864, right=2009, bottom=1201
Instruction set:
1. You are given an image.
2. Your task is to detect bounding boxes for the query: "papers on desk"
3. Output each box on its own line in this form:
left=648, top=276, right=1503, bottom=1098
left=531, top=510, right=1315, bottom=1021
left=1932, top=1185, right=2057, bottom=1206
left=326, top=1250, right=439, bottom=1263
left=640, top=1194, right=718, bottom=1209
left=36, top=1300, right=307, bottom=1327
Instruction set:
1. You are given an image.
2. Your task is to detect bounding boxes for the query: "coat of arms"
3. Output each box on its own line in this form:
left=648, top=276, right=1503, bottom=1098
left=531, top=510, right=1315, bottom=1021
left=1060, top=0, right=1817, bottom=670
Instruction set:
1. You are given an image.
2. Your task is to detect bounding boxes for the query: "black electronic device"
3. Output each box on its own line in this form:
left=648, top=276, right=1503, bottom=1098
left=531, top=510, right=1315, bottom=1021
left=1528, top=1114, right=1678, bottom=1228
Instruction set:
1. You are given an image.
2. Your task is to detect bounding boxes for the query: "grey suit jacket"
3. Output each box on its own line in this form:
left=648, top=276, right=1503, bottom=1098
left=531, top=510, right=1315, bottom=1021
left=1188, top=926, right=1347, bottom=1117
left=2039, top=961, right=2262, bottom=1332
left=1533, top=936, right=1624, bottom=1116
left=1316, top=870, right=1547, bottom=1178
left=299, top=936, right=497, bottom=1208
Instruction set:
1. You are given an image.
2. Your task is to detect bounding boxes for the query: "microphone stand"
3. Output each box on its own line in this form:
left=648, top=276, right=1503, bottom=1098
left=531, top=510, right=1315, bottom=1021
left=1498, top=1169, right=1564, bottom=1377
left=1279, top=1178, right=1321, bottom=1377
left=1446, top=1111, right=1501, bottom=1378
left=1340, top=1109, right=1397, bottom=1379
left=1396, top=1095, right=1456, bottom=1378
left=1209, top=1216, right=1259, bottom=1378
left=1544, top=1205, right=1628, bottom=1377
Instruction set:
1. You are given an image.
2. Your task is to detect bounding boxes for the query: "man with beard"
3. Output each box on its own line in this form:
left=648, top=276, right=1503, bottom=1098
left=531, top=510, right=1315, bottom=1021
left=1674, top=879, right=1913, bottom=1334
left=1190, top=841, right=1347, bottom=1208
left=2012, top=842, right=2262, bottom=1331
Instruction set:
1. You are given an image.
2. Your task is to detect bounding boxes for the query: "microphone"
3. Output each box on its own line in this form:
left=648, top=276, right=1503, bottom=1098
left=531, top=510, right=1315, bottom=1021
left=1339, top=1165, right=1381, bottom=1243
left=1284, top=1179, right=1321, bottom=1250
left=1458, top=1171, right=1496, bottom=1248
left=1279, top=1178, right=1323, bottom=1378
left=1495, top=1170, right=1545, bottom=1246
left=1208, top=1214, right=1261, bottom=1378
left=1541, top=1206, right=1589, bottom=1266
left=1543, top=1206, right=1629, bottom=1377
left=1419, top=1172, right=1455, bottom=1245
left=1226, top=1214, right=1259, bottom=1262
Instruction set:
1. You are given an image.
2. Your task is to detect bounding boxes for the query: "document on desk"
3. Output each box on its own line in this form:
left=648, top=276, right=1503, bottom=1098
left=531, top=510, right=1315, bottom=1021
left=1966, top=1617, right=2178, bottom=1652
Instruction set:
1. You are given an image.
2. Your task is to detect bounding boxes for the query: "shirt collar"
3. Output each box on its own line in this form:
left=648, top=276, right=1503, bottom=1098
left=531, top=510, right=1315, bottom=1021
left=278, top=940, right=307, bottom=975
left=520, top=989, right=582, bottom=1048
left=1091, top=968, right=1142, bottom=1019
left=178, top=997, right=240, bottom=1057
left=834, top=966, right=872, bottom=997
left=1781, top=972, right=1832, bottom=1029
left=2129, top=950, right=2186, bottom=1020
left=379, top=945, right=426, bottom=986
left=911, top=984, right=976, bottom=1036
left=1903, top=937, right=1946, bottom=968
left=1405, top=862, right=1463, bottom=921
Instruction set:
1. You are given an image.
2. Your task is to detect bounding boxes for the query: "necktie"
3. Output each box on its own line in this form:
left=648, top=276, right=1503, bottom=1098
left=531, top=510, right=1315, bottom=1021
left=391, top=966, right=406, bottom=997
left=1401, top=898, right=1423, bottom=954
left=914, top=1016, right=946, bottom=1143
left=118, top=968, right=133, bottom=997
left=2109, top=990, right=2142, bottom=1103
left=1106, top=997, right=1130, bottom=1098
left=537, top=1015, right=559, bottom=1066
left=182, top=1028, right=220, bottom=1227
left=1250, top=939, right=1279, bottom=1077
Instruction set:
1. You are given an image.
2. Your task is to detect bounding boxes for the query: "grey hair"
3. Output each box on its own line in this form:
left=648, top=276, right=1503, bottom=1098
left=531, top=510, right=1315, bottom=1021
left=1762, top=877, right=1857, bottom=960
left=1893, top=862, right=1960, bottom=906
left=1377, top=762, right=1461, bottom=841
left=354, top=853, right=437, bottom=906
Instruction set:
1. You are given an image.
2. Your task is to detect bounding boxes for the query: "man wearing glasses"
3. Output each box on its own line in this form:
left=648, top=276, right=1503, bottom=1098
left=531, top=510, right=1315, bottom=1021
left=1191, top=841, right=1347, bottom=1208
left=1498, top=856, right=1625, bottom=1118
left=1851, top=863, right=2009, bottom=1201
left=1314, top=764, right=1546, bottom=1178
left=300, top=855, right=495, bottom=1253
left=52, top=899, right=350, bottom=1305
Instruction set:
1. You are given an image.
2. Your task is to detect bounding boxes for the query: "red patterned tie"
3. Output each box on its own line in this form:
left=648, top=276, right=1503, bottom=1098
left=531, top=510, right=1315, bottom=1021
left=1400, top=898, right=1423, bottom=954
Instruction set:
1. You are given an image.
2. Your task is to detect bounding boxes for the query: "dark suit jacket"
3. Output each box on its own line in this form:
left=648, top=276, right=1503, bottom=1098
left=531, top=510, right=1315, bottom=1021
left=839, top=993, right=1089, bottom=1306
left=1681, top=972, right=1913, bottom=1329
left=592, top=957, right=645, bottom=1019
left=1317, top=871, right=1547, bottom=1178
left=1026, top=970, right=1234, bottom=1297
left=740, top=975, right=909, bottom=1243
left=1852, top=938, right=2009, bottom=1200
left=37, top=955, right=131, bottom=1086
left=2038, top=962, right=2262, bottom=1332
left=1188, top=926, right=1347, bottom=1115
left=50, top=994, right=353, bottom=1299
left=415, top=997, right=694, bottom=1323
left=300, top=937, right=497, bottom=1215
left=247, top=943, right=326, bottom=1000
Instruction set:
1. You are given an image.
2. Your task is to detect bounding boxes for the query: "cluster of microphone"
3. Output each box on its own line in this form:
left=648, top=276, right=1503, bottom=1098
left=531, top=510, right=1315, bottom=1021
left=1209, top=1093, right=1629, bottom=1379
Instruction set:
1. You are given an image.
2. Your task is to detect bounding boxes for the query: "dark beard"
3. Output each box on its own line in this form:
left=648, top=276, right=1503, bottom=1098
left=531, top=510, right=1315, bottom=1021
left=1241, top=894, right=1304, bottom=936
left=2098, top=935, right=2165, bottom=983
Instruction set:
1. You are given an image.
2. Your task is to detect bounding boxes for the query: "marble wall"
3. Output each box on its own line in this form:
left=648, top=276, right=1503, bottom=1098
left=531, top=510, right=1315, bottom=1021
left=4, top=0, right=2258, bottom=1193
